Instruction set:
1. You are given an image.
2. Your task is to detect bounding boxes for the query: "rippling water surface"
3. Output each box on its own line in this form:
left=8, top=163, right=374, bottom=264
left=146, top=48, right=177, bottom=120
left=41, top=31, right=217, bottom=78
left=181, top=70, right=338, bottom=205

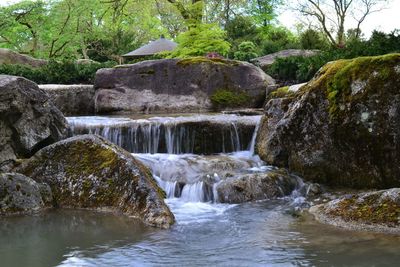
left=1, top=200, right=400, bottom=267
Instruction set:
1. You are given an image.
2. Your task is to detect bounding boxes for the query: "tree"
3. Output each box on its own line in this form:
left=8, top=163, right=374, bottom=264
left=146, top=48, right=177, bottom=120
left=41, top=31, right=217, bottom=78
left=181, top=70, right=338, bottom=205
left=298, top=0, right=388, bottom=47
left=168, top=23, right=231, bottom=58
left=165, top=0, right=204, bottom=25
left=246, top=0, right=281, bottom=27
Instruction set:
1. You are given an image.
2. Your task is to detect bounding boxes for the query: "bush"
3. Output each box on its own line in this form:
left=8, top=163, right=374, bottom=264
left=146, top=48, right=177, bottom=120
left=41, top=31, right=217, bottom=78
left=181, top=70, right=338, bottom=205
left=210, top=89, right=251, bottom=109
left=233, top=41, right=258, bottom=61
left=0, top=60, right=116, bottom=84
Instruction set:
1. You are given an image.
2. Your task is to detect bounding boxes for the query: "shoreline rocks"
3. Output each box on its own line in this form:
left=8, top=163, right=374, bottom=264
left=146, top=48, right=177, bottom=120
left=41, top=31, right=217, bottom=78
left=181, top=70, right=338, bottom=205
left=94, top=57, right=275, bottom=114
left=0, top=172, right=52, bottom=215
left=309, top=188, right=400, bottom=234
left=15, top=134, right=175, bottom=228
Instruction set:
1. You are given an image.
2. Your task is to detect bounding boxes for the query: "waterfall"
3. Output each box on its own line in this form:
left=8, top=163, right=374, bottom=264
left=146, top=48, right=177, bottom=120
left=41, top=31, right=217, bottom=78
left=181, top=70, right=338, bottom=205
left=67, top=115, right=261, bottom=154
left=248, top=117, right=261, bottom=155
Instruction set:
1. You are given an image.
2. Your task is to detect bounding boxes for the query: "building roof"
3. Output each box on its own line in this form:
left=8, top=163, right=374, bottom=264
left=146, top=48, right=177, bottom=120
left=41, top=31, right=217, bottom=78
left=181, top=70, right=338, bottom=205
left=122, top=36, right=177, bottom=58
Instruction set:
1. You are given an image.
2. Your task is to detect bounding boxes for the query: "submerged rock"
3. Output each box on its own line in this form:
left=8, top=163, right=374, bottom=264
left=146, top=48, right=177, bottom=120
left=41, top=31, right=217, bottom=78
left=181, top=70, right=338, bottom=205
left=0, top=75, right=67, bottom=165
left=0, top=172, right=52, bottom=215
left=216, top=169, right=299, bottom=203
left=310, top=189, right=400, bottom=234
left=16, top=134, right=174, bottom=228
left=94, top=57, right=275, bottom=113
left=256, top=54, right=400, bottom=188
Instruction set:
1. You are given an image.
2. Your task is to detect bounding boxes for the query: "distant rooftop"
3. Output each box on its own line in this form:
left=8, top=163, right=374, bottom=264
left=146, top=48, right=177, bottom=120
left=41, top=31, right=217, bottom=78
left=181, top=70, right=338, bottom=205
left=122, top=35, right=177, bottom=58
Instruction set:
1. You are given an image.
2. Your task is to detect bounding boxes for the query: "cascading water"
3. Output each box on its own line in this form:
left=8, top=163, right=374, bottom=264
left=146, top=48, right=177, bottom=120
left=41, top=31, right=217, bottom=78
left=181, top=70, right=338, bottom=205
left=67, top=114, right=260, bottom=154
left=67, top=113, right=305, bottom=223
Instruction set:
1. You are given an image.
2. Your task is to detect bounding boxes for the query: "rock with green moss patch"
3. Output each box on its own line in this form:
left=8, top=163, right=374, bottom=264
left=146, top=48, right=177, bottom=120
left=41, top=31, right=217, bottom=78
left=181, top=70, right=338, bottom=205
left=256, top=54, right=400, bottom=188
left=0, top=172, right=52, bottom=215
left=216, top=169, right=299, bottom=203
left=94, top=58, right=275, bottom=113
left=16, top=134, right=175, bottom=228
left=310, top=188, right=400, bottom=234
left=0, top=75, right=67, bottom=165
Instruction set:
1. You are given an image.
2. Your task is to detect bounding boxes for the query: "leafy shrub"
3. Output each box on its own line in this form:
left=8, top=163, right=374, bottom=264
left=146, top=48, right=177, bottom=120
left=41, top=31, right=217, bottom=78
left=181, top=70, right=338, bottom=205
left=0, top=60, right=116, bottom=84
left=210, top=89, right=251, bottom=109
left=234, top=41, right=258, bottom=61
left=169, top=23, right=231, bottom=58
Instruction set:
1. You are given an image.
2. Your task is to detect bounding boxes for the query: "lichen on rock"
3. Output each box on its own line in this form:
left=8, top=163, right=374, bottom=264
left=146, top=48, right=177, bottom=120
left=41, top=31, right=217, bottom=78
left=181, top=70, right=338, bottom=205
left=256, top=54, right=400, bottom=188
left=310, top=188, right=400, bottom=234
left=16, top=134, right=175, bottom=228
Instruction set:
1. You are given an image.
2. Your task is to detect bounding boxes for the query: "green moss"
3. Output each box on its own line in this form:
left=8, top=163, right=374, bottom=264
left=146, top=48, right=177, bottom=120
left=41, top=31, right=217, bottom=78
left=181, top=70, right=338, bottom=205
left=210, top=89, right=251, bottom=110
left=328, top=193, right=400, bottom=226
left=177, top=57, right=240, bottom=67
left=269, top=86, right=294, bottom=100
left=304, top=53, right=400, bottom=119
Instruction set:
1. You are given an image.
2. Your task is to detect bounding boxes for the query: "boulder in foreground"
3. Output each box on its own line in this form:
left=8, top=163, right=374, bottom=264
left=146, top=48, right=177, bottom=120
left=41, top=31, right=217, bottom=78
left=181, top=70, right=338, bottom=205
left=16, top=134, right=175, bottom=228
left=0, top=75, right=67, bottom=165
left=0, top=172, right=52, bottom=215
left=256, top=54, right=400, bottom=188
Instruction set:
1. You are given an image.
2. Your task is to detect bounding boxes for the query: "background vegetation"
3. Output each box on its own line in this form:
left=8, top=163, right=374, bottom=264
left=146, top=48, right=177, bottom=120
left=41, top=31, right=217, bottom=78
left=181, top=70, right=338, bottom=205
left=0, top=0, right=398, bottom=84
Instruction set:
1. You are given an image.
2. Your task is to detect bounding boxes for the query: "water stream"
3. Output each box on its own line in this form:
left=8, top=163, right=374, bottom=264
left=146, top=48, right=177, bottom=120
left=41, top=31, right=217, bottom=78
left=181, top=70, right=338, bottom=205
left=1, top=114, right=399, bottom=266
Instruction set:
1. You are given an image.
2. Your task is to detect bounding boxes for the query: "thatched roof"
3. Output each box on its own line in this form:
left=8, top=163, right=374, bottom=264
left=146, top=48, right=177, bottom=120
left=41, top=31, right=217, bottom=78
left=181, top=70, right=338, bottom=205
left=122, top=36, right=177, bottom=58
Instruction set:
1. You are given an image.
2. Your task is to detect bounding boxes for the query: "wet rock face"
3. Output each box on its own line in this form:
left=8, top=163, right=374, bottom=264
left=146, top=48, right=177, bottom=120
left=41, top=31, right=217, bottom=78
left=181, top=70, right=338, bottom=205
left=0, top=172, right=52, bottom=215
left=16, top=134, right=174, bottom=228
left=94, top=58, right=275, bottom=113
left=216, top=169, right=299, bottom=203
left=310, top=188, right=400, bottom=233
left=0, top=75, right=67, bottom=165
left=256, top=54, right=400, bottom=188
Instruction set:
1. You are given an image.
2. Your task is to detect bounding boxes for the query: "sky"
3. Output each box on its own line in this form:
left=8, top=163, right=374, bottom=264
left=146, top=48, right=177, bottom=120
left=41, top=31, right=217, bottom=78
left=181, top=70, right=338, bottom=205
left=0, top=0, right=399, bottom=37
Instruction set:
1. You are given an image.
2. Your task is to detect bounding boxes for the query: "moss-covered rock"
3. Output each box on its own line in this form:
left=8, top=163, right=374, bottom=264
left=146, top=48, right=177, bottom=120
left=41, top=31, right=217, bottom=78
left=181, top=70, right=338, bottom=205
left=310, top=189, right=400, bottom=234
left=0, top=172, right=52, bottom=215
left=94, top=58, right=275, bottom=113
left=256, top=54, right=400, bottom=188
left=15, top=134, right=175, bottom=228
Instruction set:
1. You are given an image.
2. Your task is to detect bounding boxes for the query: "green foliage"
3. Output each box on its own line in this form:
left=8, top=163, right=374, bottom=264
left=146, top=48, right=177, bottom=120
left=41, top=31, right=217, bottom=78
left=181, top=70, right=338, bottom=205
left=300, top=29, right=329, bottom=50
left=0, top=61, right=115, bottom=84
left=267, top=30, right=400, bottom=83
left=259, top=26, right=300, bottom=54
left=210, top=89, right=251, bottom=109
left=169, top=23, right=231, bottom=58
left=233, top=41, right=258, bottom=61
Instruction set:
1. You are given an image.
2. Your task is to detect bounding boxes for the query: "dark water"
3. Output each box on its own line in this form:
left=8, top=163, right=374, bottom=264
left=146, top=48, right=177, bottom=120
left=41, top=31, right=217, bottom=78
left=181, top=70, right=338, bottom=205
left=1, top=201, right=400, bottom=267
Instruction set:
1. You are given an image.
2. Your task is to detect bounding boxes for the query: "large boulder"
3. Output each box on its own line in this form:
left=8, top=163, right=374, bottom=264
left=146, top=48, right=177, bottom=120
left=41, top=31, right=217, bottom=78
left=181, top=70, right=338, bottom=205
left=0, top=172, right=52, bottom=215
left=256, top=54, right=400, bottom=188
left=94, top=57, right=275, bottom=113
left=216, top=169, right=299, bottom=203
left=16, top=134, right=175, bottom=228
left=251, top=49, right=319, bottom=71
left=0, top=48, right=48, bottom=68
left=0, top=75, right=67, bottom=165
left=39, top=84, right=95, bottom=116
left=310, top=189, right=400, bottom=234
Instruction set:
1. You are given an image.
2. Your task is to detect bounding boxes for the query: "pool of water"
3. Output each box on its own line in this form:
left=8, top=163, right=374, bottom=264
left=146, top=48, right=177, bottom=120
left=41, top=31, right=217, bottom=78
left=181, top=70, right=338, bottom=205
left=1, top=200, right=400, bottom=267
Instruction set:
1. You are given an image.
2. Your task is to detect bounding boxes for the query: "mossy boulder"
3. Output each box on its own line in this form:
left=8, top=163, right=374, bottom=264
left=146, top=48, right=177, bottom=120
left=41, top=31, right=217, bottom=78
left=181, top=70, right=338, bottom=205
left=310, top=189, right=400, bottom=234
left=256, top=54, right=400, bottom=188
left=0, top=172, right=52, bottom=215
left=216, top=169, right=299, bottom=203
left=94, top=58, right=275, bottom=113
left=0, top=75, right=67, bottom=165
left=16, top=134, right=175, bottom=228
